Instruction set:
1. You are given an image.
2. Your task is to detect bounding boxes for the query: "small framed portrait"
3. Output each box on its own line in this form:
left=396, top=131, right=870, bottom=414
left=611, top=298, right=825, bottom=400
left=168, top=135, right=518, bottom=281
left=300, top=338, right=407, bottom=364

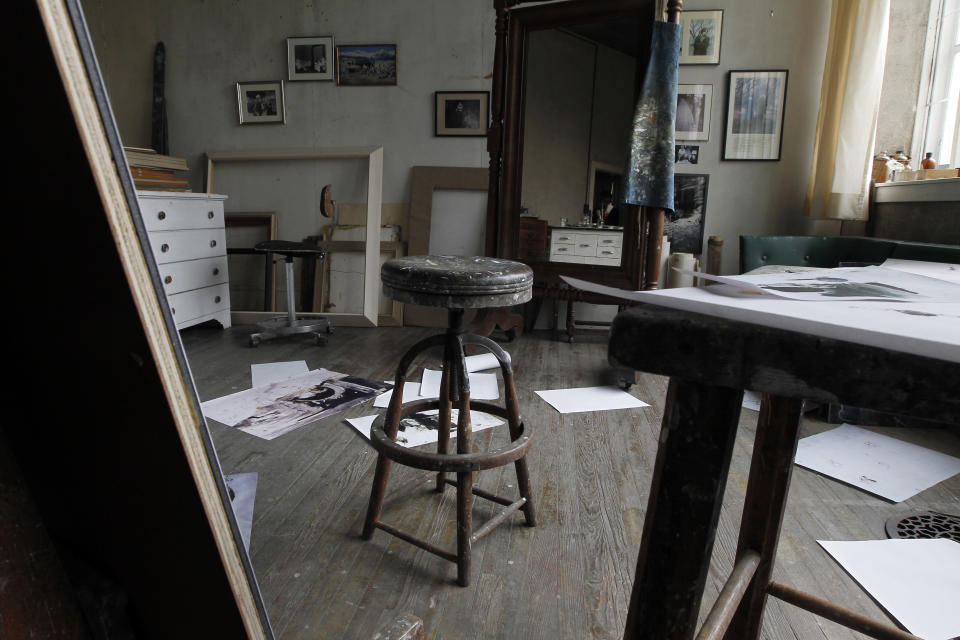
left=287, top=36, right=334, bottom=81
left=723, top=70, right=789, bottom=161
left=236, top=81, right=285, bottom=124
left=336, top=44, right=397, bottom=86
left=668, top=173, right=709, bottom=254
left=675, top=145, right=700, bottom=165
left=435, top=91, right=489, bottom=136
left=679, top=10, right=723, bottom=65
left=676, top=84, right=712, bottom=141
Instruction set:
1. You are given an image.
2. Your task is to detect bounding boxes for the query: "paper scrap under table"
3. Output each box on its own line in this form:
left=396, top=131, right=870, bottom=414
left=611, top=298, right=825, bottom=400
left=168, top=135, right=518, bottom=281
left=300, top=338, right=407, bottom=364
left=419, top=369, right=500, bottom=400
left=250, top=360, right=309, bottom=387
left=346, top=410, right=503, bottom=448
left=465, top=353, right=500, bottom=372
left=818, top=538, right=960, bottom=640
left=535, top=386, right=650, bottom=414
left=201, top=368, right=388, bottom=440
left=794, top=424, right=960, bottom=502
left=373, top=381, right=436, bottom=408
left=223, top=472, right=258, bottom=553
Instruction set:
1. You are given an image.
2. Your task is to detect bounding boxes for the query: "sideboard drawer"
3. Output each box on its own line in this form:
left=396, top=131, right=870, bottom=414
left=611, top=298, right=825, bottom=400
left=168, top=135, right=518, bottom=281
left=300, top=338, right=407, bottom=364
left=168, top=283, right=231, bottom=325
left=148, top=229, right=226, bottom=264
left=157, top=255, right=228, bottom=295
left=139, top=196, right=225, bottom=231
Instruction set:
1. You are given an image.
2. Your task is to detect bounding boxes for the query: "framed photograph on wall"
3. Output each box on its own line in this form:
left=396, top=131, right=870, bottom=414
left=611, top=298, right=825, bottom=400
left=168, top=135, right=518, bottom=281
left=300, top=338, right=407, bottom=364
left=668, top=173, right=709, bottom=254
left=723, top=70, right=788, bottom=160
left=675, top=145, right=700, bottom=165
left=287, top=36, right=334, bottom=81
left=435, top=91, right=489, bottom=136
left=336, top=44, right=397, bottom=86
left=236, top=81, right=285, bottom=124
left=679, top=10, right=723, bottom=65
left=676, top=84, right=712, bottom=141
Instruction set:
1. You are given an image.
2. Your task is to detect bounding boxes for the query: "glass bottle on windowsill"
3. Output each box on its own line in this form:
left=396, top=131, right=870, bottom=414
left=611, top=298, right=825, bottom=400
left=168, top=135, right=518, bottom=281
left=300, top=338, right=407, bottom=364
left=921, top=152, right=936, bottom=169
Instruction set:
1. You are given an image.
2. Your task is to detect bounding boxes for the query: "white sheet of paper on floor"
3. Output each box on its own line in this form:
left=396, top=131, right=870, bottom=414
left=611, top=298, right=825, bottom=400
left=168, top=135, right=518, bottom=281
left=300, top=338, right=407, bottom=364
left=223, top=472, right=257, bottom=553
left=465, top=353, right=500, bottom=372
left=373, top=381, right=435, bottom=408
left=250, top=360, right=309, bottom=387
left=742, top=390, right=762, bottom=411
left=346, top=409, right=503, bottom=448
left=535, top=386, right=650, bottom=414
left=818, top=538, right=960, bottom=640
left=419, top=369, right=500, bottom=400
left=200, top=368, right=387, bottom=440
left=794, top=423, right=960, bottom=502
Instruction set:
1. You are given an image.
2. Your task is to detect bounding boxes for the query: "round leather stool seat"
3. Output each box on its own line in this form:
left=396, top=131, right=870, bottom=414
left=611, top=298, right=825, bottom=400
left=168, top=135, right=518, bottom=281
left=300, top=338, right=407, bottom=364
left=381, top=255, right=533, bottom=308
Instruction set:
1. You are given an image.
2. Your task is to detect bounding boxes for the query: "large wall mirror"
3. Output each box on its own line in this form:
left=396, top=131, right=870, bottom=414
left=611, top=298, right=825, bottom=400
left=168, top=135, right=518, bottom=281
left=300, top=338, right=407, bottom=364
left=488, top=0, right=658, bottom=290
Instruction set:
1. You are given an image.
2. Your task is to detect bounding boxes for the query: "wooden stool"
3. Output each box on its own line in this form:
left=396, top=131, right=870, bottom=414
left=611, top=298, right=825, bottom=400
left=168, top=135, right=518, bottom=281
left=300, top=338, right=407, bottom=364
left=361, top=256, right=537, bottom=586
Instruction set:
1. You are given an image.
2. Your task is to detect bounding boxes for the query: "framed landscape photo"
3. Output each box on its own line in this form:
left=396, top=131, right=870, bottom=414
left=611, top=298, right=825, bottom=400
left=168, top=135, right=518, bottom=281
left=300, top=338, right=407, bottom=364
left=336, top=44, right=397, bottom=86
left=435, top=91, right=489, bottom=136
left=236, top=81, right=285, bottom=124
left=679, top=10, right=723, bottom=64
left=287, top=36, right=334, bottom=81
left=668, top=173, right=709, bottom=254
left=676, top=84, right=712, bottom=141
left=723, top=70, right=788, bottom=160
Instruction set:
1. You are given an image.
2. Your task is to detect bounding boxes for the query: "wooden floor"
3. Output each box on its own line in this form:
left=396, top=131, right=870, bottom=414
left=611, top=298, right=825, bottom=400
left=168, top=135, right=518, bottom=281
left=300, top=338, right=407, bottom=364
left=181, top=323, right=960, bottom=640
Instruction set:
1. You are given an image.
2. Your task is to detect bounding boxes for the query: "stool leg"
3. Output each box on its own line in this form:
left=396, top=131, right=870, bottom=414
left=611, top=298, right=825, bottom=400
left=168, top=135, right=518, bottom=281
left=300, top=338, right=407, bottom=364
left=362, top=375, right=408, bottom=540
left=502, top=362, right=537, bottom=527
left=455, top=393, right=473, bottom=587
left=435, top=347, right=453, bottom=493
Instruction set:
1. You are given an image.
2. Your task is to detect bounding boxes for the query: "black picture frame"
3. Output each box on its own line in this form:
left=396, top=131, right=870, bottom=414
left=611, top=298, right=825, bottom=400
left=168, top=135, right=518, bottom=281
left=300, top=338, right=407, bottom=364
left=668, top=173, right=709, bottom=254
left=723, top=70, right=788, bottom=161
left=434, top=91, right=490, bottom=136
left=286, top=36, right=335, bottom=82
left=679, top=10, right=723, bottom=65
left=236, top=81, right=286, bottom=124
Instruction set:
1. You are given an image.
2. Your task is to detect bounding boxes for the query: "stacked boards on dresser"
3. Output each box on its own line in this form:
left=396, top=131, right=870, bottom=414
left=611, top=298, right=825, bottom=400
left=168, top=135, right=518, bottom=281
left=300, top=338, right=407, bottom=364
left=124, top=146, right=191, bottom=191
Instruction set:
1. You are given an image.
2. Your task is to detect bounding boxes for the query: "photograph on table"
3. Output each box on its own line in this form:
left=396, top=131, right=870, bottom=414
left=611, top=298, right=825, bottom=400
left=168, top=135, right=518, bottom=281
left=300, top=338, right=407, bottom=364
left=287, top=36, right=335, bottom=81
left=675, top=84, right=712, bottom=141
left=679, top=10, right=723, bottom=64
left=723, top=70, right=788, bottom=160
left=435, top=91, right=489, bottom=136
left=336, top=44, right=397, bottom=86
left=236, top=81, right=285, bottom=124
left=667, top=173, right=709, bottom=254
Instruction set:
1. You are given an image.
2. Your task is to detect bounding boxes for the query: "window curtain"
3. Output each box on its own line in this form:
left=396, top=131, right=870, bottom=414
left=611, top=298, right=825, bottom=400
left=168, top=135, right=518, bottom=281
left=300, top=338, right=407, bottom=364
left=804, top=0, right=890, bottom=221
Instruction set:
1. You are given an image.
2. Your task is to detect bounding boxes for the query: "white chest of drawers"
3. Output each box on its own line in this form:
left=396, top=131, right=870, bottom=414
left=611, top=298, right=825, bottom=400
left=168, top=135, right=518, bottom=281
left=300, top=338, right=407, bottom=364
left=136, top=191, right=231, bottom=330
left=549, top=227, right=623, bottom=266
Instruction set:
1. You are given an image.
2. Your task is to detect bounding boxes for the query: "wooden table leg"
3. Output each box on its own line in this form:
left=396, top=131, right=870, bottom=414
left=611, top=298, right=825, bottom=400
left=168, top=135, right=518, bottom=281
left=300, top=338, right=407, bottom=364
left=623, top=378, right=743, bottom=640
left=722, top=394, right=803, bottom=640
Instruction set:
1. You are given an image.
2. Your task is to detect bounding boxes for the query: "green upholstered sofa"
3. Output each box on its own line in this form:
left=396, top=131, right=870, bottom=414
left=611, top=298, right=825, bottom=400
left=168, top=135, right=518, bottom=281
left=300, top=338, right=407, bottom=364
left=739, top=235, right=960, bottom=274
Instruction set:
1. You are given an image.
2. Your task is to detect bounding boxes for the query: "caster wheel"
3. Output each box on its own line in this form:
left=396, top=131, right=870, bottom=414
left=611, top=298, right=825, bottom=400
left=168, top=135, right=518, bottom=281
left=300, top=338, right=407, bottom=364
left=326, top=324, right=334, bottom=334
left=249, top=335, right=261, bottom=347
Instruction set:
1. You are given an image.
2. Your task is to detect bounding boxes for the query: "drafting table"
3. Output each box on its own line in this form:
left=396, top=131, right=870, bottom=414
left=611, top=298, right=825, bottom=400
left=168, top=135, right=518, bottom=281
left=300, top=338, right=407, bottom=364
left=607, top=302, right=959, bottom=640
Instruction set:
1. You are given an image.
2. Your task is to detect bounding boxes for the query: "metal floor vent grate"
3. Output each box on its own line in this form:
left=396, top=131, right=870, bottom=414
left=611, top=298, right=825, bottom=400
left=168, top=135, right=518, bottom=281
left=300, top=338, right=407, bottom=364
left=885, top=511, right=960, bottom=543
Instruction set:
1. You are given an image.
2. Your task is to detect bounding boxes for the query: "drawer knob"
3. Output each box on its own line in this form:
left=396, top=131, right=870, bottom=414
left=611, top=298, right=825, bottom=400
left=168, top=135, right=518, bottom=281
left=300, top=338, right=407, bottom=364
left=164, top=275, right=172, bottom=284
left=215, top=295, right=222, bottom=304
left=213, top=267, right=220, bottom=276
left=171, top=307, right=176, bottom=315
left=210, top=240, right=217, bottom=248
left=158, top=211, right=166, bottom=220
left=602, top=239, right=613, bottom=244
left=602, top=251, right=613, bottom=255
left=161, top=243, right=170, bottom=252
left=580, top=244, right=590, bottom=247
left=208, top=210, right=215, bottom=219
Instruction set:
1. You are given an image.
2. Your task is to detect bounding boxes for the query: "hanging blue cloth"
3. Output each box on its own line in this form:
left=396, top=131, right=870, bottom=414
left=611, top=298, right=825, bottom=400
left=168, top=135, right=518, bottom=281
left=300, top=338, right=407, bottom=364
left=623, top=21, right=681, bottom=211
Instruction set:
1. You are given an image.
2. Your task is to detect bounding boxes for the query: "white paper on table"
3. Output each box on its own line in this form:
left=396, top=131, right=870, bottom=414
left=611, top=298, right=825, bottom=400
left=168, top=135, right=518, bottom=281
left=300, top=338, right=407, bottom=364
left=346, top=409, right=503, bottom=448
left=818, top=538, right=960, bottom=640
left=560, top=276, right=960, bottom=363
left=374, top=381, right=435, bottom=408
left=465, top=353, right=500, bottom=372
left=882, top=258, right=960, bottom=284
left=794, top=424, right=960, bottom=502
left=223, top=472, right=258, bottom=553
left=742, top=390, right=762, bottom=411
left=250, top=361, right=309, bottom=387
left=420, top=369, right=500, bottom=400
left=535, top=386, right=649, bottom=414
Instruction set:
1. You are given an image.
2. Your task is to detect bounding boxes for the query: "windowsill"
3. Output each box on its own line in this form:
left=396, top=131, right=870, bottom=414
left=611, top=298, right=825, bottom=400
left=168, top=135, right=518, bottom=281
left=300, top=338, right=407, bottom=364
left=873, top=177, right=960, bottom=203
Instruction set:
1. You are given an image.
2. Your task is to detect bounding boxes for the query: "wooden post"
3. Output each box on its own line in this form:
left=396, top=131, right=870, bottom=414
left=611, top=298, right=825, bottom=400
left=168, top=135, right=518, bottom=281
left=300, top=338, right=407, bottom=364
left=706, top=235, right=723, bottom=275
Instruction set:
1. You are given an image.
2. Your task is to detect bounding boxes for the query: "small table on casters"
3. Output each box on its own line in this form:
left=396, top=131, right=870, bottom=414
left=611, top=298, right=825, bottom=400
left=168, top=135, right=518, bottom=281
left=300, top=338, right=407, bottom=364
left=607, top=303, right=957, bottom=640
left=248, top=240, right=332, bottom=347
left=361, top=255, right=537, bottom=587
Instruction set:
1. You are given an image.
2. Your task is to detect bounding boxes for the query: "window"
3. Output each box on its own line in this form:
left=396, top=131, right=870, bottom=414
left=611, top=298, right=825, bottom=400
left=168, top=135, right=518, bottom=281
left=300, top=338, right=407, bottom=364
left=918, top=0, right=960, bottom=167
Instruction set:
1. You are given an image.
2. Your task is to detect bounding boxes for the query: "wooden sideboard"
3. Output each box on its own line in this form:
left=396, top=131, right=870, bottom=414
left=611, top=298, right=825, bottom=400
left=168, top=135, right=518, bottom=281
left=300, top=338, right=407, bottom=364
left=137, top=191, right=231, bottom=329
